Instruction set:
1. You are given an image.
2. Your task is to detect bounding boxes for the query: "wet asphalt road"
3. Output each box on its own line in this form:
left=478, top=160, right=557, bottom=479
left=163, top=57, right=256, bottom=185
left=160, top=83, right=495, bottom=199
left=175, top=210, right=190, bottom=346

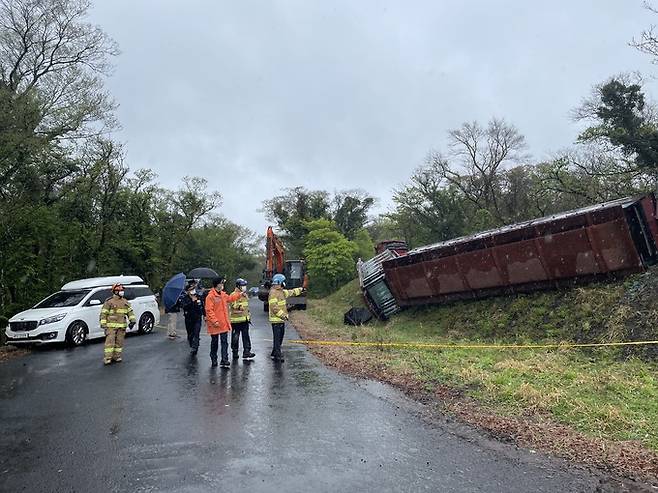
left=0, top=300, right=632, bottom=492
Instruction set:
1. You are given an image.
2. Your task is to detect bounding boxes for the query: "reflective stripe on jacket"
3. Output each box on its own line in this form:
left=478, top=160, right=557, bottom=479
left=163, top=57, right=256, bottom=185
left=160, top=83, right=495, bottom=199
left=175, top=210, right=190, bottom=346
left=229, top=289, right=250, bottom=323
left=205, top=289, right=244, bottom=335
left=100, top=296, right=136, bottom=329
left=268, top=286, right=303, bottom=323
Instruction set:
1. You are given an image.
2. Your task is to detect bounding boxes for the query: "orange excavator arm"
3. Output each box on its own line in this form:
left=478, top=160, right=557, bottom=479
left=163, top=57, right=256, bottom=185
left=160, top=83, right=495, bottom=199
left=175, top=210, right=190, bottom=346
left=265, top=226, right=286, bottom=279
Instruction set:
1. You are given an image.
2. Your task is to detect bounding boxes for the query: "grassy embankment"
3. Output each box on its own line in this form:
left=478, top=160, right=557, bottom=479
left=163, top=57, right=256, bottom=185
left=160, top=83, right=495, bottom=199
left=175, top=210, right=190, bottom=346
left=296, top=271, right=658, bottom=457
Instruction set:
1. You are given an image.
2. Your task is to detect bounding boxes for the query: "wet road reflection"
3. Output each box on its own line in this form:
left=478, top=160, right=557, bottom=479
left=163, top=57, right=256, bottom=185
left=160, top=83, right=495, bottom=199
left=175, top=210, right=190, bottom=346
left=0, top=300, right=611, bottom=492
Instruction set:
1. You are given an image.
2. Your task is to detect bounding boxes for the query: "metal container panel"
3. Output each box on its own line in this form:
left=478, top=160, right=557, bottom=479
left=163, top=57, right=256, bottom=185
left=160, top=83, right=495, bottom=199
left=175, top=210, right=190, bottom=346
left=537, top=229, right=601, bottom=278
left=457, top=250, right=504, bottom=290
left=382, top=267, right=405, bottom=302
left=589, top=219, right=642, bottom=271
left=492, top=240, right=547, bottom=284
left=640, top=196, right=658, bottom=248
left=393, top=263, right=434, bottom=299
left=423, top=256, right=468, bottom=295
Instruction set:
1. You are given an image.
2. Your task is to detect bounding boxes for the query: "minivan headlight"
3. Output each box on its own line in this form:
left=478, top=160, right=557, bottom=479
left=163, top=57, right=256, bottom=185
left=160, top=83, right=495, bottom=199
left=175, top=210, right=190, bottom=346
left=39, top=313, right=66, bottom=325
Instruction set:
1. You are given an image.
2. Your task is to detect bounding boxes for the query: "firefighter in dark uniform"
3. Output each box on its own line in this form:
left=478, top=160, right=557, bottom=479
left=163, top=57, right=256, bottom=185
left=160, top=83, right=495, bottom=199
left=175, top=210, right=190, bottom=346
left=181, top=281, right=204, bottom=355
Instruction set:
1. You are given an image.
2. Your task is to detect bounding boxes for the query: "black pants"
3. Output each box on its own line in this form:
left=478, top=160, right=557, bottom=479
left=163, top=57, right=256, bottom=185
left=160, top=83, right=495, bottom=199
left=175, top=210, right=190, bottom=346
left=231, top=321, right=251, bottom=355
left=210, top=333, right=228, bottom=362
left=271, top=323, right=285, bottom=357
left=185, top=317, right=201, bottom=350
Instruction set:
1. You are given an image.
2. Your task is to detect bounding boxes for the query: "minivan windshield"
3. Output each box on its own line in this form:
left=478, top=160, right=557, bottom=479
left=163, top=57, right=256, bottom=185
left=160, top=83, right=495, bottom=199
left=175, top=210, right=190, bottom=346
left=34, top=290, right=91, bottom=308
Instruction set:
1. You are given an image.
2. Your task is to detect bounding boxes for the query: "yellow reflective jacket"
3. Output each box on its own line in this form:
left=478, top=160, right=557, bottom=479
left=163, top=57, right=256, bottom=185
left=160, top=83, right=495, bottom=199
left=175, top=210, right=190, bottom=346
left=229, top=288, right=250, bottom=323
left=268, top=286, right=303, bottom=323
left=100, top=296, right=136, bottom=330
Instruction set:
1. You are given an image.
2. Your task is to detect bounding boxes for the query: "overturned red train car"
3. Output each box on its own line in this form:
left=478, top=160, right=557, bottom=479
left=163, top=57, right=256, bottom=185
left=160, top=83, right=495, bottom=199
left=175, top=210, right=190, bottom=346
left=381, top=194, right=658, bottom=308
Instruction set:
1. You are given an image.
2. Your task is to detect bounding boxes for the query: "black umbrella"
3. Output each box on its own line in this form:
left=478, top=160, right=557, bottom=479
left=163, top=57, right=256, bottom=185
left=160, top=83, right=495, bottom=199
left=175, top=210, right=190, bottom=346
left=187, top=267, right=219, bottom=279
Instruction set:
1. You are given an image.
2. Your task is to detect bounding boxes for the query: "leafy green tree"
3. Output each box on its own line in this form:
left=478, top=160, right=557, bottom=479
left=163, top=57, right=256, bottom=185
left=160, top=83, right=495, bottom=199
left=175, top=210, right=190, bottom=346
left=303, top=220, right=357, bottom=296
left=262, top=187, right=331, bottom=257
left=0, top=86, right=48, bottom=199
left=352, top=229, right=375, bottom=261
left=391, top=165, right=469, bottom=247
left=0, top=1, right=263, bottom=321
left=174, top=216, right=258, bottom=288
left=575, top=77, right=658, bottom=171
left=262, top=187, right=376, bottom=257
left=366, top=216, right=402, bottom=245
left=153, top=176, right=217, bottom=274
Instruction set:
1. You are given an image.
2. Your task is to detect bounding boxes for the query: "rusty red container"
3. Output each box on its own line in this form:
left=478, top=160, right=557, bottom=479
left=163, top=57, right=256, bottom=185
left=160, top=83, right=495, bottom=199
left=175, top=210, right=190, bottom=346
left=382, top=194, right=658, bottom=307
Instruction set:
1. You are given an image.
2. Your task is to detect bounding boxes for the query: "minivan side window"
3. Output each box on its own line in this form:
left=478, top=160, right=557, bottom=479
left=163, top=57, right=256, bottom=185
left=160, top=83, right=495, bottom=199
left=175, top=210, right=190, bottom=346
left=125, top=286, right=154, bottom=300
left=85, top=289, right=112, bottom=306
left=137, top=287, right=154, bottom=298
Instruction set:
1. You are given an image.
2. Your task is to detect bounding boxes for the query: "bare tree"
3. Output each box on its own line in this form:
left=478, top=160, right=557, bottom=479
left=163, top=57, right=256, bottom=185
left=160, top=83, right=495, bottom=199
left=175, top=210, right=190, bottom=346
left=632, top=1, right=658, bottom=62
left=331, top=189, right=375, bottom=239
left=537, top=147, right=653, bottom=210
left=429, top=118, right=527, bottom=223
left=0, top=0, right=119, bottom=139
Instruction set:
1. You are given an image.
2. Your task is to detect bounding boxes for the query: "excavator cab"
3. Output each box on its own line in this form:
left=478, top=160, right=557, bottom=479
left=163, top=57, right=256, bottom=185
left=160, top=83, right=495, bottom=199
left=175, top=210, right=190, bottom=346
left=282, top=260, right=307, bottom=310
left=258, top=260, right=307, bottom=311
left=285, top=260, right=305, bottom=289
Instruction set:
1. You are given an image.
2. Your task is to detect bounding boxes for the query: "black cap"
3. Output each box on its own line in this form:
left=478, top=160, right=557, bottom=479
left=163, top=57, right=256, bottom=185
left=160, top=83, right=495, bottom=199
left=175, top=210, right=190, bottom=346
left=212, top=276, right=226, bottom=288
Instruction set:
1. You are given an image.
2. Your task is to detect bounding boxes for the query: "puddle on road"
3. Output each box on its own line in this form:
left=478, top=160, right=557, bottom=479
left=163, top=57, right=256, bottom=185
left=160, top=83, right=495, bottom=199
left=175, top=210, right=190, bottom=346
left=290, top=368, right=330, bottom=394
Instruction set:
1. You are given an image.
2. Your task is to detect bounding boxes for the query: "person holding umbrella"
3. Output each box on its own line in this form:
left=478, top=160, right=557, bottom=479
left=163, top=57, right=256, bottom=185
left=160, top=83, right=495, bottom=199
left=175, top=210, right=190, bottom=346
left=186, top=268, right=218, bottom=309
left=181, top=280, right=204, bottom=355
left=162, top=273, right=186, bottom=340
left=205, top=276, right=247, bottom=368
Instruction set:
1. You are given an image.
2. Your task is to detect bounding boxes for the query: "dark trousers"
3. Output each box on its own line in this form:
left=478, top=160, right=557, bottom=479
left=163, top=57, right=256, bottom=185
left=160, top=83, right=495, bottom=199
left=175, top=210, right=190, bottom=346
left=185, top=317, right=201, bottom=350
left=271, top=323, right=285, bottom=357
left=231, top=321, right=251, bottom=355
left=210, top=333, right=229, bottom=362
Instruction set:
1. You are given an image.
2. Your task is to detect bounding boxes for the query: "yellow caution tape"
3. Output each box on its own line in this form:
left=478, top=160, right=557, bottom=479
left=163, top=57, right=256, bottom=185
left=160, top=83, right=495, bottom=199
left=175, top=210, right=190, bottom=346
left=288, top=339, right=658, bottom=350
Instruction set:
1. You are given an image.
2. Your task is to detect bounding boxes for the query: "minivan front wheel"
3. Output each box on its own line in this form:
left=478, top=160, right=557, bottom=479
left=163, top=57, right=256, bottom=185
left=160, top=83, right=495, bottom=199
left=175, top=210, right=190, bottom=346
left=66, top=321, right=87, bottom=347
left=138, top=312, right=155, bottom=335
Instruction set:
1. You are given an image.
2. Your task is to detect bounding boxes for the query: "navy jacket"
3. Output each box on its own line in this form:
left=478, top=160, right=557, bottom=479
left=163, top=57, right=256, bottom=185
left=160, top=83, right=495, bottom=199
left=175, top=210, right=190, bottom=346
left=181, top=293, right=204, bottom=321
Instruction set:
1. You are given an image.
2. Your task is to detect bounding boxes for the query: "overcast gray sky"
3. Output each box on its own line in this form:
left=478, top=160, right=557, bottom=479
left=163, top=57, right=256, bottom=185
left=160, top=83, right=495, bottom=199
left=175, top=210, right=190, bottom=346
left=89, top=0, right=656, bottom=234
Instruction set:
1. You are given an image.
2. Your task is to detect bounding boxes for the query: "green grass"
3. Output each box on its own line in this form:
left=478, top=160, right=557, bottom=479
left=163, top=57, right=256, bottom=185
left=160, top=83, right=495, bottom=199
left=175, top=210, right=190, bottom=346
left=305, top=278, right=658, bottom=450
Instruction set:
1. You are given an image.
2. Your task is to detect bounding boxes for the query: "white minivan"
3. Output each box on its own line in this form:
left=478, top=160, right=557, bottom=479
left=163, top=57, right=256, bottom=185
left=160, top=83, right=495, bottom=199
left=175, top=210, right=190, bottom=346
left=5, top=276, right=160, bottom=347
